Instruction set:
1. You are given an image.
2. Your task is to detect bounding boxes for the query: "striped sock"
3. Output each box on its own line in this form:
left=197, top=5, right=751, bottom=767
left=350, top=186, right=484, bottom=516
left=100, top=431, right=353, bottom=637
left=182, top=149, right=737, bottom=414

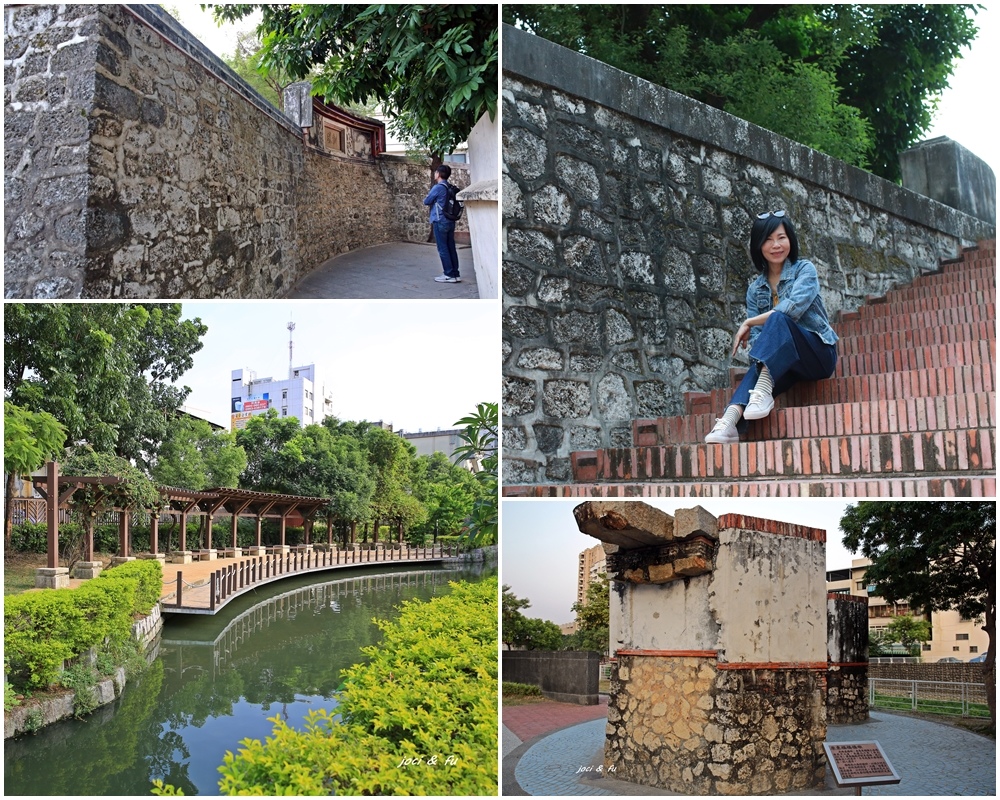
left=753, top=364, right=773, bottom=396
left=722, top=404, right=742, bottom=427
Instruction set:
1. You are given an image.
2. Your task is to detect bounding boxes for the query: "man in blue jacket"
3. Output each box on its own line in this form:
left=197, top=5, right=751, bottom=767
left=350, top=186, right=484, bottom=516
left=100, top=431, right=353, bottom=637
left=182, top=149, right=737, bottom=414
left=423, top=165, right=461, bottom=283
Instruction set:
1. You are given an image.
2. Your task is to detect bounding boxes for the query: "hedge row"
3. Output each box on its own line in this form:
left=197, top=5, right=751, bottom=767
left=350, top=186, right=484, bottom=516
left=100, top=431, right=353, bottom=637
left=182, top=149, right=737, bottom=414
left=216, top=577, right=499, bottom=796
left=4, top=559, right=162, bottom=690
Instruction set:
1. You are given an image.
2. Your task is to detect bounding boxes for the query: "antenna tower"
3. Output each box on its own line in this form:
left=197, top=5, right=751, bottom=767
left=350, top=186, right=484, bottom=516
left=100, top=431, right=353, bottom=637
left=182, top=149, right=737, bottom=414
left=287, top=319, right=295, bottom=377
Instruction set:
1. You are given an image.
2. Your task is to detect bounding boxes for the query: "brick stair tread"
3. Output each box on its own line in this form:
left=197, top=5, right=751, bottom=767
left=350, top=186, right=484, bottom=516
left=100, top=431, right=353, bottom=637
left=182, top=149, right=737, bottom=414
left=836, top=322, right=993, bottom=355
left=853, top=292, right=990, bottom=319
left=689, top=363, right=994, bottom=414
left=642, top=391, right=994, bottom=446
left=570, top=428, right=994, bottom=483
left=504, top=475, right=996, bottom=498
left=877, top=278, right=994, bottom=304
left=834, top=305, right=994, bottom=337
left=909, top=264, right=994, bottom=288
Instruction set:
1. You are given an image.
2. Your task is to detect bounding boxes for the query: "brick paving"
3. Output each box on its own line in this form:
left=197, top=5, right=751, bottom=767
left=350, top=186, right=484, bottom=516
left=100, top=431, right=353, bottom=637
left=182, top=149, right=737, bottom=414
left=505, top=240, right=996, bottom=496
left=503, top=697, right=609, bottom=742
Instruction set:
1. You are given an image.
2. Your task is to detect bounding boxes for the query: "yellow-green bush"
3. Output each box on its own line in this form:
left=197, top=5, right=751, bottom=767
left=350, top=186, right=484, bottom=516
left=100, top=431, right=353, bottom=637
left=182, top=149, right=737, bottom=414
left=217, top=577, right=498, bottom=796
left=97, top=558, right=161, bottom=614
left=4, top=559, right=161, bottom=690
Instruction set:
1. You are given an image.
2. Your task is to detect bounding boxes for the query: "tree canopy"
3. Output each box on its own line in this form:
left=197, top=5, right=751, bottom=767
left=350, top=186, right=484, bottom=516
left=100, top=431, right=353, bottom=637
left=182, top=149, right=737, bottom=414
left=211, top=4, right=499, bottom=156
left=501, top=585, right=562, bottom=651
left=504, top=4, right=979, bottom=180
left=841, top=500, right=995, bottom=721
left=571, top=573, right=610, bottom=655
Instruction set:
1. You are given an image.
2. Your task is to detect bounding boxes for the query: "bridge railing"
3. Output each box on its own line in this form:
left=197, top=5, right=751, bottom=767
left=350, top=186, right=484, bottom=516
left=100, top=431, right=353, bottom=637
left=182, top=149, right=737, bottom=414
left=169, top=544, right=459, bottom=610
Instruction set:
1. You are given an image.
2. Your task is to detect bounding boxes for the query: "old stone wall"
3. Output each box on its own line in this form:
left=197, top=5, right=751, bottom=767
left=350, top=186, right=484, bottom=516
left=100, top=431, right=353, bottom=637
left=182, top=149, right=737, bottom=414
left=5, top=4, right=460, bottom=298
left=501, top=24, right=997, bottom=485
left=607, top=655, right=827, bottom=795
left=869, top=662, right=989, bottom=684
left=4, top=3, right=98, bottom=296
left=826, top=593, right=869, bottom=724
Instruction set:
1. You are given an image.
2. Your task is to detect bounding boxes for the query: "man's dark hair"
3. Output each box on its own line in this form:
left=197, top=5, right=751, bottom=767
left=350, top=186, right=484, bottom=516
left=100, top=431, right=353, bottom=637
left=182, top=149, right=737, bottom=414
left=749, top=212, right=799, bottom=272
left=436, top=164, right=452, bottom=180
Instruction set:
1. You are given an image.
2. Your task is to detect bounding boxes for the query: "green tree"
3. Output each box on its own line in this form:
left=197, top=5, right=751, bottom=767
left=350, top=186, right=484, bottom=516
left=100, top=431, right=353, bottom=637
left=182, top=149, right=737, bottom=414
left=152, top=416, right=247, bottom=490
left=3, top=403, right=67, bottom=545
left=505, top=4, right=979, bottom=179
left=883, top=615, right=932, bottom=657
left=841, top=501, right=995, bottom=723
left=61, top=447, right=162, bottom=564
left=501, top=584, right=531, bottom=651
left=572, top=573, right=610, bottom=655
left=452, top=402, right=498, bottom=547
left=222, top=31, right=292, bottom=110
left=4, top=303, right=206, bottom=545
left=212, top=4, right=498, bottom=157
left=517, top=617, right=564, bottom=651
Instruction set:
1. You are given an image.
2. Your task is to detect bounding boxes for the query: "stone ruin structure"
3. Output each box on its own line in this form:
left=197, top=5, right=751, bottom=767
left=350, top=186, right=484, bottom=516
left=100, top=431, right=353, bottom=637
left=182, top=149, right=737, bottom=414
left=574, top=500, right=868, bottom=795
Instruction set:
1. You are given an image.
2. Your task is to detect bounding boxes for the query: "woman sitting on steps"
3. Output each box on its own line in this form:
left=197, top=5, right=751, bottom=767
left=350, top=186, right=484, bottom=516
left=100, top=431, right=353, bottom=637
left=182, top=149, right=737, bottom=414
left=705, top=210, right=839, bottom=444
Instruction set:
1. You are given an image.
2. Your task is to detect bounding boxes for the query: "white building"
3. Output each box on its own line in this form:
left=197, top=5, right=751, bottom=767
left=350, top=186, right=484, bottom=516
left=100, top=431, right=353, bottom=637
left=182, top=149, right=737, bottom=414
left=231, top=365, right=334, bottom=431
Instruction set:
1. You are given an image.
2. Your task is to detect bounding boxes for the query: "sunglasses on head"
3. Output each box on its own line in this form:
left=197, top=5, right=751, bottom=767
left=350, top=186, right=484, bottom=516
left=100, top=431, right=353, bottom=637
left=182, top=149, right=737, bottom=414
left=757, top=209, right=786, bottom=219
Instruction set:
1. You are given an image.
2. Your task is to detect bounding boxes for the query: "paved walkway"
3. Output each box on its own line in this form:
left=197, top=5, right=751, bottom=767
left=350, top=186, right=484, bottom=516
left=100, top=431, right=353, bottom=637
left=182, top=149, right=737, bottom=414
left=286, top=241, right=478, bottom=299
left=503, top=702, right=995, bottom=796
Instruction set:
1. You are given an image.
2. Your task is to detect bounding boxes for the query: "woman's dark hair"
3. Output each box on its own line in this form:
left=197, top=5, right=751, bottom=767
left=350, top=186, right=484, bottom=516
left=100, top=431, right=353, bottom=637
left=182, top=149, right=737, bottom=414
left=749, top=211, right=799, bottom=272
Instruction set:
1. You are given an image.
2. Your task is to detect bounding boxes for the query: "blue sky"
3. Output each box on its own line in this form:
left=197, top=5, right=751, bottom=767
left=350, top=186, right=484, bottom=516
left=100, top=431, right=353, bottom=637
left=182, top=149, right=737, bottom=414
left=177, top=301, right=498, bottom=432
left=502, top=497, right=860, bottom=626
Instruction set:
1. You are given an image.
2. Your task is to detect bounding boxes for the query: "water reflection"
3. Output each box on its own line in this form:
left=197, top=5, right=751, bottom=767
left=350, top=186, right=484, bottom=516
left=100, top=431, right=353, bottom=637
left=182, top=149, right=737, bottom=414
left=4, top=564, right=494, bottom=796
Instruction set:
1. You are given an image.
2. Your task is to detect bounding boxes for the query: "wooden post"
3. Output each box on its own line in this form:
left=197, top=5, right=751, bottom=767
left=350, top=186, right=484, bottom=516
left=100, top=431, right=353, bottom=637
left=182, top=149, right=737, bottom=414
left=150, top=512, right=159, bottom=555
left=119, top=511, right=130, bottom=557
left=46, top=461, right=59, bottom=570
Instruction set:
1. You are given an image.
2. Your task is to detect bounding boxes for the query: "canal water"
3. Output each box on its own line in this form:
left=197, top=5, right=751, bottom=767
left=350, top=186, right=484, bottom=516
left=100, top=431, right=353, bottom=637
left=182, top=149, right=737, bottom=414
left=4, top=563, right=494, bottom=796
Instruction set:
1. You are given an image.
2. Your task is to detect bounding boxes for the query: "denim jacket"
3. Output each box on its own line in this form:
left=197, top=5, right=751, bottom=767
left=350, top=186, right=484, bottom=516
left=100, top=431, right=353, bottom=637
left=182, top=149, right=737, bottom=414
left=746, top=258, right=838, bottom=346
left=423, top=182, right=448, bottom=222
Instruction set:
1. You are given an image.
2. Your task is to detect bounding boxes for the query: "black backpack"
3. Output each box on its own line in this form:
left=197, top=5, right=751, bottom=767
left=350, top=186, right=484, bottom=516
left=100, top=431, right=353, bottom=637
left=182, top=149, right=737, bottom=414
left=442, top=182, right=464, bottom=221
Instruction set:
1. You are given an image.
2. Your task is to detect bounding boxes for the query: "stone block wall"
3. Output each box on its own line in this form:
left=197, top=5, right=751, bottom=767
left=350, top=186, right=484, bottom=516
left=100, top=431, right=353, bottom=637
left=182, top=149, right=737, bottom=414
left=4, top=4, right=463, bottom=298
left=826, top=593, right=869, bottom=724
left=607, top=654, right=827, bottom=795
left=501, top=24, right=996, bottom=485
left=502, top=650, right=600, bottom=704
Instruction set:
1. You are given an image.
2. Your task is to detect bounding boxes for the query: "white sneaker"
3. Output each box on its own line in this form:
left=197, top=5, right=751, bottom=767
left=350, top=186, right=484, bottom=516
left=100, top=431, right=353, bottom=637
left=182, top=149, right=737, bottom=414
left=434, top=275, right=461, bottom=283
left=744, top=389, right=774, bottom=420
left=705, top=417, right=739, bottom=444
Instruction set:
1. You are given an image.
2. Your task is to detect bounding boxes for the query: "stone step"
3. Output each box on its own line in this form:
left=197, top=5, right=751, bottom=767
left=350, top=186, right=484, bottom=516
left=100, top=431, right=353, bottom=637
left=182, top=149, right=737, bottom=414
left=504, top=474, right=996, bottom=498
left=569, top=428, right=994, bottom=484
left=637, top=391, right=995, bottom=447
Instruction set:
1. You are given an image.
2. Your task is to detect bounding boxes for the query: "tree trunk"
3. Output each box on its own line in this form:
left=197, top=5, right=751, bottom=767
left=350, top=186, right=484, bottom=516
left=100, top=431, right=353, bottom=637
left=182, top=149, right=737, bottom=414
left=4, top=471, right=16, bottom=549
left=983, top=608, right=996, bottom=726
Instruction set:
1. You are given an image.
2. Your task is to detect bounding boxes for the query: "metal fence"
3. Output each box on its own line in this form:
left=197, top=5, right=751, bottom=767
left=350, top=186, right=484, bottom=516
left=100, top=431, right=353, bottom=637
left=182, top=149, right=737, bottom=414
left=869, top=678, right=990, bottom=718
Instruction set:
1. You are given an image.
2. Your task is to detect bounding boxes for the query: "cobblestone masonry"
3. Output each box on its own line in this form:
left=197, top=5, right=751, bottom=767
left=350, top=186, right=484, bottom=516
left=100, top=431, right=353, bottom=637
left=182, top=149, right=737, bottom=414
left=4, top=4, right=459, bottom=298
left=606, top=655, right=827, bottom=795
left=501, top=25, right=995, bottom=485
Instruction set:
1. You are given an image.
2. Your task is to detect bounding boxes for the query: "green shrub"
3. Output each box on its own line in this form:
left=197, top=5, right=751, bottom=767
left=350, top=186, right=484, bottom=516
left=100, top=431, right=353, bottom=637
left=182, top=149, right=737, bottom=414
left=503, top=681, right=542, bottom=697
left=4, top=679, right=18, bottom=711
left=3, top=564, right=156, bottom=691
left=217, top=577, right=498, bottom=796
left=60, top=662, right=100, bottom=717
left=8, top=522, right=49, bottom=553
left=97, top=558, right=162, bottom=614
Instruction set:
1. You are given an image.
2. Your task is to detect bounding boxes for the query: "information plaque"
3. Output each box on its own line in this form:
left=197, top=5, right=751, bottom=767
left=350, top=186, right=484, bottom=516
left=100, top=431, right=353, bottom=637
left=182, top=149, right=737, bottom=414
left=823, top=741, right=901, bottom=794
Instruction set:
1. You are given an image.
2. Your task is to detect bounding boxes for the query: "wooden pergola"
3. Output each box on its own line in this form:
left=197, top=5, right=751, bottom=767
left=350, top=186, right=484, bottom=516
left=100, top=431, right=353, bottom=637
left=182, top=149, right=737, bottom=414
left=31, top=462, right=348, bottom=569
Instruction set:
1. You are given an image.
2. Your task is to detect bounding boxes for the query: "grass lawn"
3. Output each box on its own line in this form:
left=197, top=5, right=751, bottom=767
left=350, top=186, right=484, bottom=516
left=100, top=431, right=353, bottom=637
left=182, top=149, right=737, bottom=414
left=872, top=691, right=991, bottom=719
left=4, top=551, right=118, bottom=596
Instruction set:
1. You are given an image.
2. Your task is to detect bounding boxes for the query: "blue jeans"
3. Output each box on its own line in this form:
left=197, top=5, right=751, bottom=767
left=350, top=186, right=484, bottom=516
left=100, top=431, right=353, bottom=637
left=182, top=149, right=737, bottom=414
left=432, top=219, right=460, bottom=278
left=730, top=311, right=837, bottom=411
